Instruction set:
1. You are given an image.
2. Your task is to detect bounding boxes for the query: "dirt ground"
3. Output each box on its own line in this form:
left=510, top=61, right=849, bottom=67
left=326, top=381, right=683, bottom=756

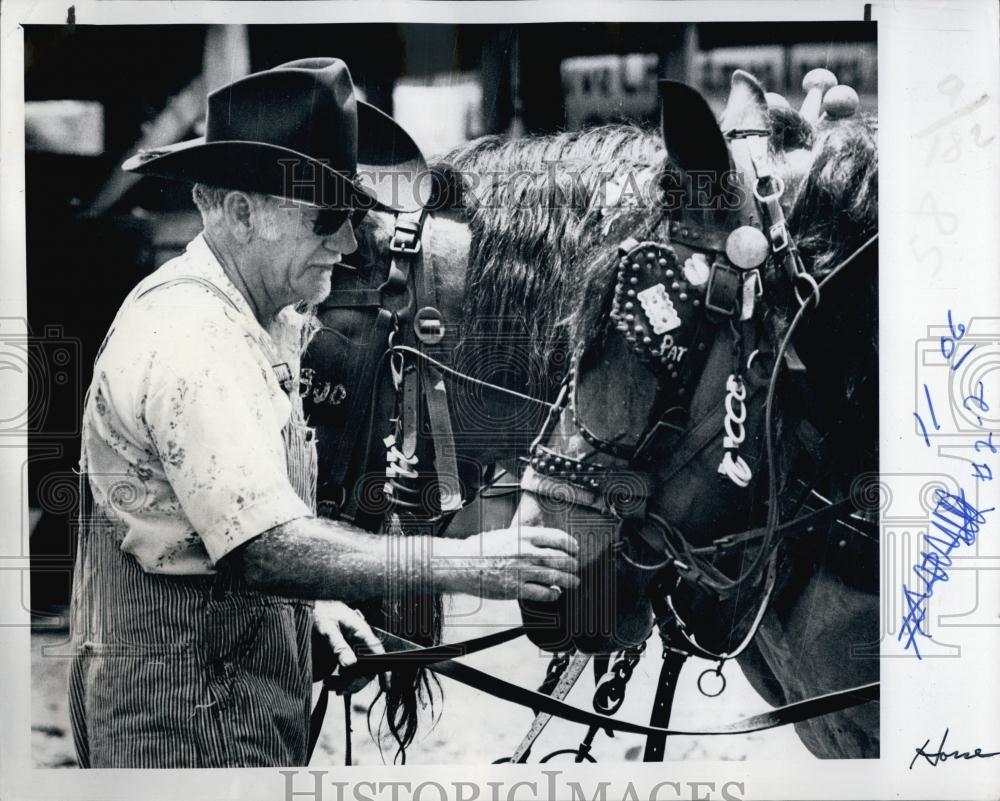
left=32, top=598, right=810, bottom=768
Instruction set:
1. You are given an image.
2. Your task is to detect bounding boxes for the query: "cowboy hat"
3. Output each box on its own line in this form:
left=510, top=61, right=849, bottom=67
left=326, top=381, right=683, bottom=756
left=122, top=57, right=428, bottom=212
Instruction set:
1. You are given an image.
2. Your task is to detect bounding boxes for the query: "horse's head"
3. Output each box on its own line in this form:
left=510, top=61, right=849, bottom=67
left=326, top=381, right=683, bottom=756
left=518, top=70, right=877, bottom=655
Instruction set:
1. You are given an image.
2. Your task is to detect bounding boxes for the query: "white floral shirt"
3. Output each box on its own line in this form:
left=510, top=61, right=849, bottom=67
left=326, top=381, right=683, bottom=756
left=81, top=233, right=315, bottom=574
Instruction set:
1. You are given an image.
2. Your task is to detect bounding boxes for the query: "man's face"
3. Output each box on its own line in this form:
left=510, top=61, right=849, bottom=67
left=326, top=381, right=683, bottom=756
left=249, top=198, right=359, bottom=308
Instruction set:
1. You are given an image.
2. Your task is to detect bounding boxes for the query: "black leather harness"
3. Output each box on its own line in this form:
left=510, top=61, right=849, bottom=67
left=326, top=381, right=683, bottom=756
left=303, top=135, right=881, bottom=760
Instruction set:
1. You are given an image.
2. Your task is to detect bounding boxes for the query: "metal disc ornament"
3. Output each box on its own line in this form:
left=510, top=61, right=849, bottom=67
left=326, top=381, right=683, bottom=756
left=725, top=226, right=770, bottom=270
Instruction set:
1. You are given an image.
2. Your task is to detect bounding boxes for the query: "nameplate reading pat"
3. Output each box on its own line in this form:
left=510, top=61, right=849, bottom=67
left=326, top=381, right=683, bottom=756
left=637, top=283, right=682, bottom=334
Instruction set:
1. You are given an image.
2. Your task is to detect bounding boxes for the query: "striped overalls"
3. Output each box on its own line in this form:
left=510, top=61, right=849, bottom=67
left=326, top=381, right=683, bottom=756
left=69, top=276, right=319, bottom=768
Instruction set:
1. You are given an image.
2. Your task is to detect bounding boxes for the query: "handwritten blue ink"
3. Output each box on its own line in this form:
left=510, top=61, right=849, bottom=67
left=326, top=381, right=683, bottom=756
left=898, top=488, right=994, bottom=658
left=914, top=384, right=941, bottom=447
left=941, top=309, right=975, bottom=370
left=963, top=381, right=988, bottom=410
left=974, top=431, right=996, bottom=454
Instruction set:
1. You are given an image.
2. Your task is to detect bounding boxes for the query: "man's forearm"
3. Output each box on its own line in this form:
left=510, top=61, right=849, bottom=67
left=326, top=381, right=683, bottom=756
left=234, top=516, right=468, bottom=601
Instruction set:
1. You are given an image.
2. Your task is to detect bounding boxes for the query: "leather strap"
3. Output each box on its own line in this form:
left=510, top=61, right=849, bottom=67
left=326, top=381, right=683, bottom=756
left=307, top=625, right=528, bottom=762
left=688, top=496, right=868, bottom=558
left=307, top=676, right=331, bottom=760
left=409, top=215, right=462, bottom=513
left=308, top=623, right=879, bottom=762
left=366, top=627, right=879, bottom=738
left=422, top=366, right=462, bottom=511
left=642, top=646, right=688, bottom=761
left=323, top=307, right=396, bottom=499
left=320, top=289, right=384, bottom=308
left=319, top=210, right=424, bottom=511
left=334, top=624, right=527, bottom=679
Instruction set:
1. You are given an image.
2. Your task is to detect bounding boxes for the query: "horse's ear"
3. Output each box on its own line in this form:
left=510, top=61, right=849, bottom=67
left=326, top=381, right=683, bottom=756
left=719, top=70, right=770, bottom=135
left=658, top=79, right=730, bottom=178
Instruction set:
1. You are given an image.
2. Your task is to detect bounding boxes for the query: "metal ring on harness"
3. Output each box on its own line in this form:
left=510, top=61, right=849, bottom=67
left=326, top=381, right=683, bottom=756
left=752, top=174, right=785, bottom=204
left=794, top=271, right=822, bottom=309
left=697, top=664, right=727, bottom=698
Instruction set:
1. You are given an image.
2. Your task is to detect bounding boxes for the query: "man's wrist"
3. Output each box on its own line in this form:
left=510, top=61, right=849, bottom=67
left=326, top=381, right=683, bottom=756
left=430, top=536, right=478, bottom=595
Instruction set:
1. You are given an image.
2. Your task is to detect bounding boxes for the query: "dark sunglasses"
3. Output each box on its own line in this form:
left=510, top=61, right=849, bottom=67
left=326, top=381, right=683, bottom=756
left=311, top=206, right=369, bottom=237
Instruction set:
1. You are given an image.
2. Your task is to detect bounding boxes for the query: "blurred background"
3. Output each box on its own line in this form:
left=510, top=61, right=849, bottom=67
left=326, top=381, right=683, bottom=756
left=22, top=21, right=876, bottom=767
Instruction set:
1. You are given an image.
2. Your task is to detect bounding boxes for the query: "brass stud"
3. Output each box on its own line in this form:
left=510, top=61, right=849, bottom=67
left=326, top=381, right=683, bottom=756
left=679, top=293, right=688, bottom=301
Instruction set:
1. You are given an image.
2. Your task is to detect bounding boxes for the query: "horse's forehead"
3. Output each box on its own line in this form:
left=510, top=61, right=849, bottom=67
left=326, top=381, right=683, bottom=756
left=427, top=214, right=472, bottom=261
left=774, top=146, right=815, bottom=208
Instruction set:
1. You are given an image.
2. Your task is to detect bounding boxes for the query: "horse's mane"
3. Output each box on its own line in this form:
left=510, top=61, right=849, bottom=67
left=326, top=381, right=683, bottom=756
left=429, top=125, right=663, bottom=379
left=789, top=114, right=880, bottom=485
left=790, top=115, right=878, bottom=276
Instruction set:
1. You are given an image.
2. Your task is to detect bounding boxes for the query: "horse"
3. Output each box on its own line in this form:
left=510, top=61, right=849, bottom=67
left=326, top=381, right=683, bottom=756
left=302, top=69, right=879, bottom=761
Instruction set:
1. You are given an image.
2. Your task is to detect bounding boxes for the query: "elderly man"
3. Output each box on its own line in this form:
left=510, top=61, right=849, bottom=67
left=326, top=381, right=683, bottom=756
left=69, top=58, right=579, bottom=769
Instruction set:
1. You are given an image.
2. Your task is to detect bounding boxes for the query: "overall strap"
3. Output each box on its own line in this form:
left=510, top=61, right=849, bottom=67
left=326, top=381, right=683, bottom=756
left=135, top=274, right=241, bottom=311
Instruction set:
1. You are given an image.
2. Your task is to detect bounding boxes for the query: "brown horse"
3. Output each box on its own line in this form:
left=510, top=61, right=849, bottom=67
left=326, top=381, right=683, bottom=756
left=303, top=70, right=878, bottom=760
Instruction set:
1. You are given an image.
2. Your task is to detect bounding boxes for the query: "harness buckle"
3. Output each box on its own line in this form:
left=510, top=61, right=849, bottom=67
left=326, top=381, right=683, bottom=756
left=389, top=219, right=422, bottom=256
left=704, top=259, right=741, bottom=317
left=768, top=221, right=789, bottom=253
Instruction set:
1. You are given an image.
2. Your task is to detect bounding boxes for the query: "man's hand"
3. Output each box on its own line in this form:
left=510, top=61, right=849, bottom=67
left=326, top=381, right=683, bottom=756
left=444, top=526, right=580, bottom=602
left=312, top=600, right=384, bottom=694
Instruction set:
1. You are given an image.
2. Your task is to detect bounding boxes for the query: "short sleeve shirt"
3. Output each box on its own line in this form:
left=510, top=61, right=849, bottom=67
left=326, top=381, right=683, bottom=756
left=82, top=234, right=315, bottom=574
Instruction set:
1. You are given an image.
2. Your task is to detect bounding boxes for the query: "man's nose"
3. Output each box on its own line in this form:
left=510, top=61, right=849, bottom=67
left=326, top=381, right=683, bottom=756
left=326, top=220, right=358, bottom=256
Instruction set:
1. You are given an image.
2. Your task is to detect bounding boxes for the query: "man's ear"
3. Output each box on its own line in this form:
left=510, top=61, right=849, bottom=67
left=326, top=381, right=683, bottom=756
left=222, top=191, right=255, bottom=242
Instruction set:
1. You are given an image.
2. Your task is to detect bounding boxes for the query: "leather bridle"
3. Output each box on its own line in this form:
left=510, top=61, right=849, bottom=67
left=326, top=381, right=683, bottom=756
left=305, top=146, right=881, bottom=762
